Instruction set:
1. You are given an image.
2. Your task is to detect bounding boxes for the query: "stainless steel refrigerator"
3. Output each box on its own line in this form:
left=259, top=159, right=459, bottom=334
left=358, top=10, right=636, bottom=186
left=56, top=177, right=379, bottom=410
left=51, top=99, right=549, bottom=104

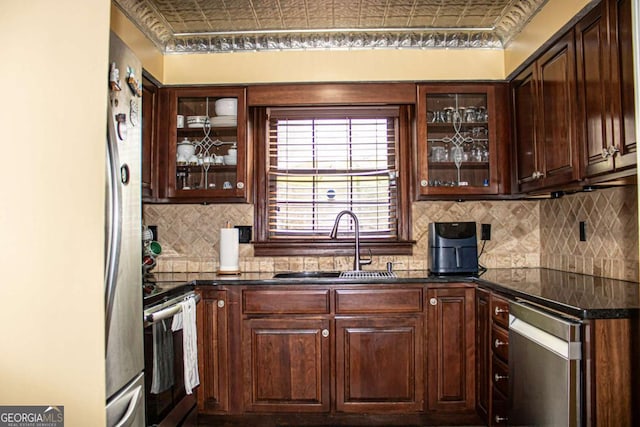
left=105, top=32, right=145, bottom=427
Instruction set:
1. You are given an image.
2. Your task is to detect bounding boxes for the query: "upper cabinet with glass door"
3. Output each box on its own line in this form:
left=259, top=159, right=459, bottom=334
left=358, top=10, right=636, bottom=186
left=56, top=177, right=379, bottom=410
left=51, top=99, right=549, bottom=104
left=161, top=86, right=247, bottom=202
left=416, top=84, right=509, bottom=198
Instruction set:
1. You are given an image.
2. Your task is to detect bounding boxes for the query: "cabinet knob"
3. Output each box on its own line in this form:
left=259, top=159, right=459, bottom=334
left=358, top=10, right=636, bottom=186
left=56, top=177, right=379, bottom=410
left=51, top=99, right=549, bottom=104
left=494, top=373, right=508, bottom=382
left=217, top=300, right=225, bottom=308
left=608, top=145, right=620, bottom=158
left=602, top=148, right=611, bottom=159
left=420, top=179, right=428, bottom=187
left=494, top=306, right=508, bottom=316
left=495, top=415, right=508, bottom=423
left=494, top=338, right=507, bottom=348
left=321, top=329, right=329, bottom=338
left=429, top=298, right=438, bottom=306
left=237, top=181, right=245, bottom=189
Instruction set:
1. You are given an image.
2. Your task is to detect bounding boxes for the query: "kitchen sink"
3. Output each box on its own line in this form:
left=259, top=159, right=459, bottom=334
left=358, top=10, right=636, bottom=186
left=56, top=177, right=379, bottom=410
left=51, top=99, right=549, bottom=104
left=273, top=271, right=342, bottom=279
left=272, top=271, right=397, bottom=279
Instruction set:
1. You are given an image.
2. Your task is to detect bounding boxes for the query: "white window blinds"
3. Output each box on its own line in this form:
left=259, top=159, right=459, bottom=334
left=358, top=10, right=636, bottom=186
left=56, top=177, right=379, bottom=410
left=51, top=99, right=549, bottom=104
left=267, top=107, right=399, bottom=239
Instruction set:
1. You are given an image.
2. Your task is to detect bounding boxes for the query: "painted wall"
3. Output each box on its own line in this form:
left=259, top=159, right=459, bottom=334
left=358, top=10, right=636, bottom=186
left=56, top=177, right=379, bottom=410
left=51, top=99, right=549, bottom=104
left=162, top=48, right=506, bottom=85
left=110, top=5, right=164, bottom=81
left=0, top=0, right=109, bottom=425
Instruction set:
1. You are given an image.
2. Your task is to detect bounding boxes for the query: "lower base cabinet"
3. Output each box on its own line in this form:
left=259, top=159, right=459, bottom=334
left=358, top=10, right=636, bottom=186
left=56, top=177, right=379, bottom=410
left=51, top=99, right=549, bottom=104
left=335, top=316, right=424, bottom=412
left=196, top=290, right=229, bottom=413
left=197, top=283, right=639, bottom=426
left=242, top=318, right=331, bottom=412
left=426, top=286, right=476, bottom=412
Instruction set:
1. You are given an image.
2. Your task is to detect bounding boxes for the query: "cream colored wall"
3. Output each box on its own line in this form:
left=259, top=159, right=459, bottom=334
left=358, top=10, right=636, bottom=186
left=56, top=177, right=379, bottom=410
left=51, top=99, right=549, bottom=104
left=110, top=5, right=164, bottom=81
left=504, top=0, right=593, bottom=76
left=163, top=48, right=505, bottom=84
left=0, top=1, right=109, bottom=425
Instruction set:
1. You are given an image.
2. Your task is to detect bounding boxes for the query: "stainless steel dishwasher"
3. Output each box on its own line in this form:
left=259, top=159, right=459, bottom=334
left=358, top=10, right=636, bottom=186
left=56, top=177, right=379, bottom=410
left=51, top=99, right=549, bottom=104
left=508, top=301, right=582, bottom=427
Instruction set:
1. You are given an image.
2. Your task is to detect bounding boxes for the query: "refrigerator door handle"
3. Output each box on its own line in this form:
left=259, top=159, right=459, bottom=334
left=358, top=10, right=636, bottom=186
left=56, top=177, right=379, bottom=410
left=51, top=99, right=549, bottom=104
left=113, top=382, right=143, bottom=427
left=105, top=103, right=123, bottom=350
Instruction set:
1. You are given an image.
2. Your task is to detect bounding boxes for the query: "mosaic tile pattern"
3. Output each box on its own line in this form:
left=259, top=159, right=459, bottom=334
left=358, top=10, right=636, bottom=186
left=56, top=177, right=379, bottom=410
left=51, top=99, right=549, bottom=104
left=114, top=0, right=548, bottom=52
left=540, top=186, right=639, bottom=281
left=143, top=198, right=542, bottom=274
left=143, top=186, right=638, bottom=280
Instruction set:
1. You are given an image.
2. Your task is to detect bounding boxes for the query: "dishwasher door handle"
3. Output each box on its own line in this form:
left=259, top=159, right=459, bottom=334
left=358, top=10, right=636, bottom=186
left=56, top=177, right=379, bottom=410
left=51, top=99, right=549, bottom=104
left=509, top=314, right=581, bottom=360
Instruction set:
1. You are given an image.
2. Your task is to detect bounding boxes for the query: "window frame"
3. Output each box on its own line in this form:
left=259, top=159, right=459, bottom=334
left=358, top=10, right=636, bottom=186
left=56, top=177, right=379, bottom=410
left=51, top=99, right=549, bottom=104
left=252, top=104, right=414, bottom=257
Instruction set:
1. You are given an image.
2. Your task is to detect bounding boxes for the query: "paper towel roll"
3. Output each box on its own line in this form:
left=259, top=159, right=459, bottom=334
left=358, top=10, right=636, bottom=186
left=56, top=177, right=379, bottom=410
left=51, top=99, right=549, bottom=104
left=219, top=228, right=239, bottom=272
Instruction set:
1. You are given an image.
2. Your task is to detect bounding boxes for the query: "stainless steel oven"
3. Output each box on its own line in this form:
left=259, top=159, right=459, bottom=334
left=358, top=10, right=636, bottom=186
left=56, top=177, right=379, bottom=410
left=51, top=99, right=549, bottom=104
left=143, top=287, right=200, bottom=427
left=508, top=301, right=582, bottom=427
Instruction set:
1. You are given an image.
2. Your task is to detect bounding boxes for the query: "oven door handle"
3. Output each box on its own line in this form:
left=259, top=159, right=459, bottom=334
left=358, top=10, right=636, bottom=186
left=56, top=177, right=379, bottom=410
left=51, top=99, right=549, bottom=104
left=145, top=294, right=201, bottom=325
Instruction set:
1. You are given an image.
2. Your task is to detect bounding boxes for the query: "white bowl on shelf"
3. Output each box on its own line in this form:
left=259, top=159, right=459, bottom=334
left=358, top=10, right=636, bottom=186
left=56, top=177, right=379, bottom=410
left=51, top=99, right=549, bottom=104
left=215, top=98, right=237, bottom=116
left=186, top=115, right=208, bottom=128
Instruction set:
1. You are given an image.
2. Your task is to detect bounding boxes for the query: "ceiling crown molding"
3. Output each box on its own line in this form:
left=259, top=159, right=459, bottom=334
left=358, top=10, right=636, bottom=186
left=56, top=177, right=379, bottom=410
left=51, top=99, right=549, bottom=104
left=114, top=0, right=545, bottom=54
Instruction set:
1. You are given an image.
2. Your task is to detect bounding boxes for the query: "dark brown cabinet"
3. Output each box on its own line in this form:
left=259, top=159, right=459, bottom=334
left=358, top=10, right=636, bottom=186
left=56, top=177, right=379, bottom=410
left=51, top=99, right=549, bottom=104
left=241, top=288, right=331, bottom=412
left=426, top=286, right=476, bottom=412
left=197, top=289, right=229, bottom=413
left=576, top=0, right=636, bottom=180
left=157, top=86, right=248, bottom=202
left=242, top=318, right=331, bottom=412
left=513, top=30, right=581, bottom=193
left=238, top=286, right=425, bottom=415
left=476, top=291, right=510, bottom=426
left=416, top=84, right=510, bottom=197
left=475, top=288, right=490, bottom=423
left=334, top=287, right=424, bottom=412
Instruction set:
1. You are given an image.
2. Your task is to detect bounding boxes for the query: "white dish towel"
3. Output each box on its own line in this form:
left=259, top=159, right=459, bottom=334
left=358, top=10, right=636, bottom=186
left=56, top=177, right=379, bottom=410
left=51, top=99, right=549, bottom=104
left=172, top=296, right=200, bottom=394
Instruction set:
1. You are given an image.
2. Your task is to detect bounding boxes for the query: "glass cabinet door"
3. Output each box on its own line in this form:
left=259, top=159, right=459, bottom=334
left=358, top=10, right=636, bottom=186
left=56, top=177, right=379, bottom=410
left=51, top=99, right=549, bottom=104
left=417, top=85, right=499, bottom=197
left=166, top=87, right=246, bottom=201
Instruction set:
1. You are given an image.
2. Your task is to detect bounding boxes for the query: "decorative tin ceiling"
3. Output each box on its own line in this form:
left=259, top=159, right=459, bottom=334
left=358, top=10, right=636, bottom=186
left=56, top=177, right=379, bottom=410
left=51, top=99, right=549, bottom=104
left=114, top=0, right=549, bottom=53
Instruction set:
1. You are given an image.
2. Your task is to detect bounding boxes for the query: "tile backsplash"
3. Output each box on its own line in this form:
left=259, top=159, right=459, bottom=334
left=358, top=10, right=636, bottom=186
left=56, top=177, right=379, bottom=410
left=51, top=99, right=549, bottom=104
left=540, top=186, right=638, bottom=281
left=143, top=186, right=638, bottom=281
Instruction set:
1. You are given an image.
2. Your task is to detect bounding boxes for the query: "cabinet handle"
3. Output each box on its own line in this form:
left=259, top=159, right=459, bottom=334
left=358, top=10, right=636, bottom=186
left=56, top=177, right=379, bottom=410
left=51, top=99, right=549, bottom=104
left=217, top=300, right=225, bottom=308
left=532, top=171, right=545, bottom=180
left=495, top=415, right=508, bottom=423
left=494, top=373, right=508, bottom=382
left=429, top=297, right=438, bottom=306
left=321, top=329, right=329, bottom=338
left=602, top=146, right=620, bottom=159
left=420, top=179, right=428, bottom=187
left=494, top=339, right=507, bottom=348
left=494, top=306, right=508, bottom=316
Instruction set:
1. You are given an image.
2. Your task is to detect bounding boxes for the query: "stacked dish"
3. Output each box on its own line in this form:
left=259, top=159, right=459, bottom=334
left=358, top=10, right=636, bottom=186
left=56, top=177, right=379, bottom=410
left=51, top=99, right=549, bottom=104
left=210, top=115, right=237, bottom=127
left=186, top=115, right=209, bottom=128
left=212, top=98, right=237, bottom=127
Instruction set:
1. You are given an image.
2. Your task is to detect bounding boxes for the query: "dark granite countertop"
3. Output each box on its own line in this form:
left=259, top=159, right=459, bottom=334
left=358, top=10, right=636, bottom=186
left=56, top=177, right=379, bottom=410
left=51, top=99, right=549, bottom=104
left=145, top=268, right=640, bottom=320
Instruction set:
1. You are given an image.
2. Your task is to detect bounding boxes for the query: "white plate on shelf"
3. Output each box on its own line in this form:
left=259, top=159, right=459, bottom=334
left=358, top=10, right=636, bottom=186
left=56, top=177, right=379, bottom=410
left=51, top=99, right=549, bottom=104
left=210, top=116, right=237, bottom=127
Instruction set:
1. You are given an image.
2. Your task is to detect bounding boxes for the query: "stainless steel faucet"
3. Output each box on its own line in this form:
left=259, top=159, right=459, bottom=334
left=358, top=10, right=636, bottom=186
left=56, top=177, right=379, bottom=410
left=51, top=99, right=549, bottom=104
left=329, top=210, right=372, bottom=271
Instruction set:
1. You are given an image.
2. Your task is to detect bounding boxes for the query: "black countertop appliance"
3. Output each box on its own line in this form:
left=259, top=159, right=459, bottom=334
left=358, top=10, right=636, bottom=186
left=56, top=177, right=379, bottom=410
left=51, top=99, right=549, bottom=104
left=428, top=221, right=478, bottom=276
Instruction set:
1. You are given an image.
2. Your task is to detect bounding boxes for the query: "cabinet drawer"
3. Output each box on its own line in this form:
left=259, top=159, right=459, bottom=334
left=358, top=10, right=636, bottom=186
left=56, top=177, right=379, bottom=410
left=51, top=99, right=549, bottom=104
left=335, top=288, right=423, bottom=314
left=243, top=289, right=330, bottom=314
left=491, top=324, right=509, bottom=362
left=491, top=355, right=509, bottom=397
left=492, top=386, right=509, bottom=426
left=491, top=295, right=510, bottom=328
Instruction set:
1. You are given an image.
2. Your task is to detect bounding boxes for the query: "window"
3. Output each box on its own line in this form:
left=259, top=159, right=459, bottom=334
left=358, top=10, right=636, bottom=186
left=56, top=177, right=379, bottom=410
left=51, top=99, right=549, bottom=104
left=253, top=106, right=412, bottom=256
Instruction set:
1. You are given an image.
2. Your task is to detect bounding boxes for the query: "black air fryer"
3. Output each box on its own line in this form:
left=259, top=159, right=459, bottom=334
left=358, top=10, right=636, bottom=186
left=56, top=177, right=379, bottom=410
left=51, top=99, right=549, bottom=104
left=428, top=222, right=479, bottom=276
